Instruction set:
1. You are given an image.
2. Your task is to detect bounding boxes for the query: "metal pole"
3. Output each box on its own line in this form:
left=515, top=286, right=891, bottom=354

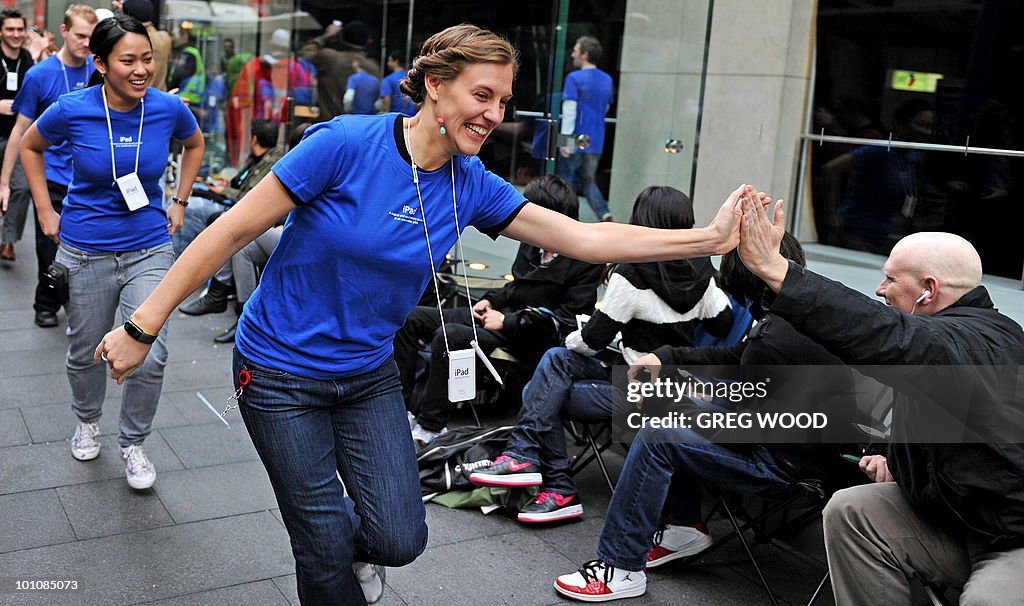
left=405, top=0, right=415, bottom=68
left=380, top=0, right=388, bottom=72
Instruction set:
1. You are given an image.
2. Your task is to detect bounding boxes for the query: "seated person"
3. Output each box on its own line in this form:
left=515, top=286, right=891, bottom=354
left=551, top=232, right=853, bottom=601
left=737, top=199, right=1024, bottom=605
left=178, top=118, right=289, bottom=317
left=469, top=186, right=734, bottom=523
left=395, top=175, right=603, bottom=444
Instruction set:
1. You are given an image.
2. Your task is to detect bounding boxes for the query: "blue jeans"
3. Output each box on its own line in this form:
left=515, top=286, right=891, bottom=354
left=504, top=348, right=632, bottom=495
left=556, top=152, right=611, bottom=219
left=58, top=242, right=174, bottom=447
left=234, top=350, right=428, bottom=605
left=596, top=427, right=792, bottom=571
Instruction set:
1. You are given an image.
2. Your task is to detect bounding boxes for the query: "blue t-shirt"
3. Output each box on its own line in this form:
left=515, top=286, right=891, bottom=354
left=380, top=70, right=416, bottom=116
left=563, top=67, right=613, bottom=155
left=12, top=55, right=94, bottom=185
left=236, top=113, right=527, bottom=379
left=35, top=87, right=198, bottom=252
left=346, top=72, right=380, bottom=115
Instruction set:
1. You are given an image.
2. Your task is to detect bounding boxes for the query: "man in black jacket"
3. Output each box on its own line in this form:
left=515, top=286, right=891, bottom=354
left=737, top=193, right=1024, bottom=605
left=395, top=175, right=604, bottom=444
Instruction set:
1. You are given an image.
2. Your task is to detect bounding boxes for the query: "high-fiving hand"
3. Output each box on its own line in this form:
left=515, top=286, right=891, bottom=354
left=737, top=186, right=788, bottom=292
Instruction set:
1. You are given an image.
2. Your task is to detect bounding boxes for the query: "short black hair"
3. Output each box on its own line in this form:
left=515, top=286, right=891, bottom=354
left=719, top=232, right=805, bottom=317
left=387, top=50, right=404, bottom=64
left=0, top=9, right=26, bottom=29
left=90, top=14, right=149, bottom=65
left=250, top=119, right=278, bottom=148
left=628, top=185, right=694, bottom=230
left=523, top=175, right=578, bottom=220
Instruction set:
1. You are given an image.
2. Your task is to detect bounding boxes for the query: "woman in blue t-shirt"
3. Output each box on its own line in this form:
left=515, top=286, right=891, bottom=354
left=95, top=24, right=759, bottom=605
left=21, top=15, right=203, bottom=491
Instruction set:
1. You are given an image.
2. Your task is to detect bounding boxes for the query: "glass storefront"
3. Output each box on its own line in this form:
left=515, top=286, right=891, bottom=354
left=801, top=0, right=1024, bottom=278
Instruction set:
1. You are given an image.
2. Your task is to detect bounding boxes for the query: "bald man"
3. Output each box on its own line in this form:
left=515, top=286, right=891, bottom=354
left=737, top=196, right=1024, bottom=605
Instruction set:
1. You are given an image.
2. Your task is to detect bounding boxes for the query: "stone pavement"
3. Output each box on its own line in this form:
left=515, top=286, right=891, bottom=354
left=8, top=233, right=970, bottom=606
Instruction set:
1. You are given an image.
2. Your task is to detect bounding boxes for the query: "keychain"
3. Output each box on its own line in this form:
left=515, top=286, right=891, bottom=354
left=195, top=370, right=251, bottom=429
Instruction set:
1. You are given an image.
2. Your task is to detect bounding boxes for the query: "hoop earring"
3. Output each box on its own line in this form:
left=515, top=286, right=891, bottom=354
left=437, top=117, right=447, bottom=135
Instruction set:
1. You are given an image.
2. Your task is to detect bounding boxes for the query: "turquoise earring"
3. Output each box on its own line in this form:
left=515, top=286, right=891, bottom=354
left=437, top=117, right=447, bottom=135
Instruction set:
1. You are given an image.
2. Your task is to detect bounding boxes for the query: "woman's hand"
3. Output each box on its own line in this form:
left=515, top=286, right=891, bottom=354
left=166, top=203, right=185, bottom=236
left=707, top=184, right=746, bottom=254
left=38, top=207, right=60, bottom=243
left=94, top=326, right=153, bottom=384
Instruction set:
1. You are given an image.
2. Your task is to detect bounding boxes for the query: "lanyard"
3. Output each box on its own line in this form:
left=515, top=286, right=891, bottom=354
left=1, top=53, right=21, bottom=77
left=59, top=57, right=71, bottom=92
left=101, top=85, right=144, bottom=183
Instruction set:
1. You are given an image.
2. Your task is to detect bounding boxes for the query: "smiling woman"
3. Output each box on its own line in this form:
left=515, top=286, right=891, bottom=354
left=92, top=22, right=751, bottom=606
left=18, top=13, right=204, bottom=492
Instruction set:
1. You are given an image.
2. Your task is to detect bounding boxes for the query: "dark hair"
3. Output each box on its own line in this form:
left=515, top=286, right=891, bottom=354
left=288, top=122, right=311, bottom=148
left=387, top=49, right=404, bottom=65
left=576, top=36, right=602, bottom=65
left=0, top=9, right=26, bottom=29
left=603, top=186, right=696, bottom=288
left=90, top=14, right=150, bottom=64
left=719, top=232, right=805, bottom=318
left=893, top=99, right=932, bottom=132
left=401, top=24, right=519, bottom=104
left=628, top=186, right=695, bottom=230
left=250, top=119, right=278, bottom=148
left=119, top=0, right=153, bottom=24
left=523, top=175, right=578, bottom=220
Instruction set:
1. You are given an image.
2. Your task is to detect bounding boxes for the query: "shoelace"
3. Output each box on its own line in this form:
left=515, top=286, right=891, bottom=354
left=578, top=559, right=614, bottom=584
left=123, top=446, right=151, bottom=472
left=78, top=423, right=100, bottom=444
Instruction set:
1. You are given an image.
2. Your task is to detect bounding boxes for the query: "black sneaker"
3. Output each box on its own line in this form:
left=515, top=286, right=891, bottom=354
left=518, top=491, right=583, bottom=523
left=468, top=454, right=542, bottom=487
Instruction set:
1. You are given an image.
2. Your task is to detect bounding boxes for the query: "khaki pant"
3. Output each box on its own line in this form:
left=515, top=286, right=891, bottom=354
left=823, top=482, right=1024, bottom=605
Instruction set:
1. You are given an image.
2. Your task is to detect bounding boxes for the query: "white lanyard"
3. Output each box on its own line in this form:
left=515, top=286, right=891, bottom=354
left=404, top=118, right=479, bottom=355
left=1, top=54, right=21, bottom=77
left=59, top=56, right=72, bottom=92
left=101, top=85, right=144, bottom=183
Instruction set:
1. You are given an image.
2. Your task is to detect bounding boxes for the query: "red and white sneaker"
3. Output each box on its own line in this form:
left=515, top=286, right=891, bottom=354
left=646, top=523, right=712, bottom=568
left=468, top=454, right=542, bottom=487
left=554, top=559, right=646, bottom=602
left=517, top=491, right=583, bottom=523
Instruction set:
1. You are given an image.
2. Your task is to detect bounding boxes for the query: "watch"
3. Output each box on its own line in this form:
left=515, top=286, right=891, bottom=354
left=171, top=196, right=189, bottom=207
left=123, top=317, right=158, bottom=345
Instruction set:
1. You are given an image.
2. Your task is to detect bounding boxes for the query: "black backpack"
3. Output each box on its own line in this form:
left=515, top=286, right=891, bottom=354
left=416, top=425, right=515, bottom=497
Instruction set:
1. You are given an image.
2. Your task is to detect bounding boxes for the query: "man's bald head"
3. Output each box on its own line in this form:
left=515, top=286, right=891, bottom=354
left=877, top=232, right=982, bottom=313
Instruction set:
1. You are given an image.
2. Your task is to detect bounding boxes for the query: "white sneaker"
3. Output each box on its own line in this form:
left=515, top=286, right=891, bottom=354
left=554, top=559, right=646, bottom=602
left=70, top=421, right=101, bottom=461
left=646, top=524, right=713, bottom=568
left=411, top=423, right=447, bottom=445
left=407, top=411, right=417, bottom=430
left=119, top=444, right=156, bottom=490
left=353, top=562, right=385, bottom=604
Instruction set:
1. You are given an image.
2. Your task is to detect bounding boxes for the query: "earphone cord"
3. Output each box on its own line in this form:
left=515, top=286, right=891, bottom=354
left=404, top=119, right=480, bottom=356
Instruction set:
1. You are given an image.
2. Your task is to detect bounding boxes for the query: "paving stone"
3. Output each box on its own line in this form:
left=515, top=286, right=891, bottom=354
left=0, top=372, right=71, bottom=408
left=0, top=408, right=30, bottom=447
left=0, top=489, right=76, bottom=553
left=56, top=478, right=175, bottom=540
left=140, top=579, right=290, bottom=605
left=20, top=398, right=190, bottom=444
left=0, top=327, right=67, bottom=356
left=0, top=511, right=293, bottom=606
left=160, top=358, right=235, bottom=392
left=271, top=575, right=299, bottom=606
left=0, top=432, right=183, bottom=496
left=423, top=501, right=519, bottom=549
left=158, top=422, right=259, bottom=468
left=386, top=532, right=578, bottom=606
left=154, top=461, right=278, bottom=524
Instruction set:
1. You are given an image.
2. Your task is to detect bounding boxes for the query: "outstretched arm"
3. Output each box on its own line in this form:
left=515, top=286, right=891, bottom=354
left=502, top=184, right=755, bottom=263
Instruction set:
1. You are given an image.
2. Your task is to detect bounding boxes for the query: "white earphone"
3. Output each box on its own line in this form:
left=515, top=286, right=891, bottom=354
left=915, top=289, right=932, bottom=304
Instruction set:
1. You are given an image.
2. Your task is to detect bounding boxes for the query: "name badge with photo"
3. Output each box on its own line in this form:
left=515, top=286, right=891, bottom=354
left=116, top=172, right=149, bottom=211
left=6, top=72, right=17, bottom=91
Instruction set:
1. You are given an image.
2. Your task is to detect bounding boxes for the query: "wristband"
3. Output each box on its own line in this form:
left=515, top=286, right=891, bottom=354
left=171, top=196, right=189, bottom=207
left=124, top=315, right=158, bottom=345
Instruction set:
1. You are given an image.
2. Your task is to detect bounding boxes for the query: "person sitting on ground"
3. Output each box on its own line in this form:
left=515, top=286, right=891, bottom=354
left=551, top=230, right=854, bottom=601
left=469, top=185, right=734, bottom=524
left=735, top=195, right=1024, bottom=605
left=178, top=117, right=284, bottom=315
left=396, top=174, right=604, bottom=444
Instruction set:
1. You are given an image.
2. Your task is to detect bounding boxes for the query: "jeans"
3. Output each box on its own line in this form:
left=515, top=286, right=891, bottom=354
left=34, top=181, right=65, bottom=313
left=0, top=135, right=30, bottom=244
left=170, top=196, right=228, bottom=257
left=556, top=152, right=610, bottom=219
left=596, top=427, right=791, bottom=571
left=234, top=350, right=428, bottom=605
left=231, top=226, right=281, bottom=304
left=504, top=347, right=631, bottom=494
left=57, top=242, right=174, bottom=447
left=394, top=306, right=507, bottom=432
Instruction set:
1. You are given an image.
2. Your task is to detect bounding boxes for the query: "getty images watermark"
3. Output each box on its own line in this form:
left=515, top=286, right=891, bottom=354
left=607, top=364, right=1024, bottom=444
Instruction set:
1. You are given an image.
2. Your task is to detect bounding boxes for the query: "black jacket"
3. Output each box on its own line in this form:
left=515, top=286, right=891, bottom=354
left=482, top=244, right=603, bottom=360
left=567, top=258, right=733, bottom=363
left=768, top=261, right=1024, bottom=547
